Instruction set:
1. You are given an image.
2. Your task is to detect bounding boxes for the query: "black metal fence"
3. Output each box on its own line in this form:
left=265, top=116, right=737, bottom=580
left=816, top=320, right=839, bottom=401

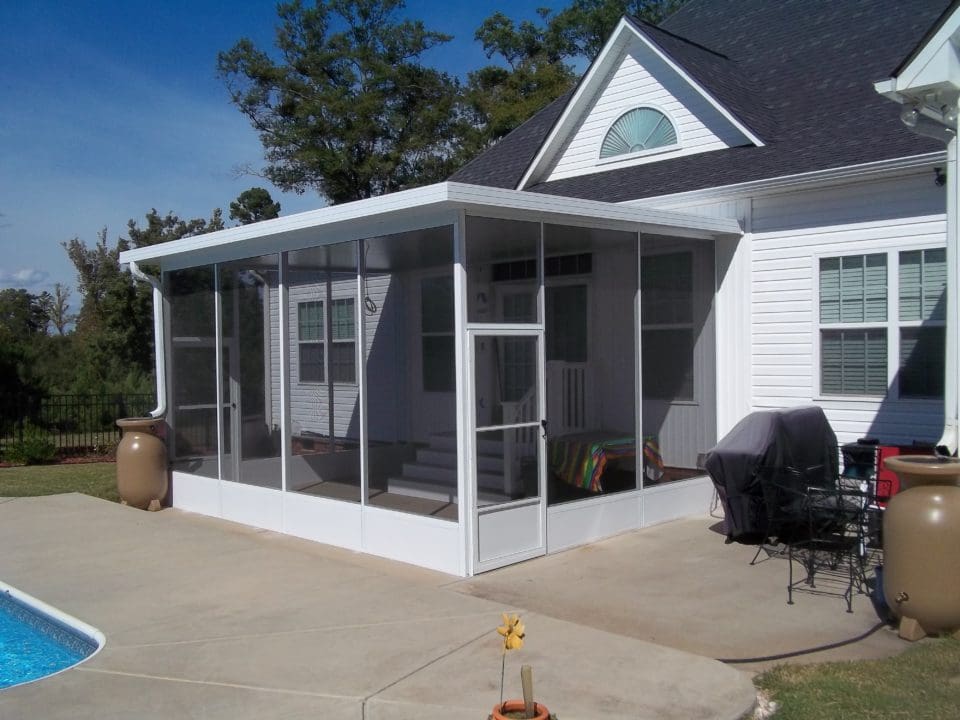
left=0, top=394, right=156, bottom=456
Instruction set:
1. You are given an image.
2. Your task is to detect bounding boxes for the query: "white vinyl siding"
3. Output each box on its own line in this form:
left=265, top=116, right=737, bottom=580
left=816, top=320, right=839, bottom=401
left=272, top=274, right=395, bottom=442
left=649, top=169, right=946, bottom=447
left=544, top=37, right=749, bottom=182
left=748, top=171, right=946, bottom=445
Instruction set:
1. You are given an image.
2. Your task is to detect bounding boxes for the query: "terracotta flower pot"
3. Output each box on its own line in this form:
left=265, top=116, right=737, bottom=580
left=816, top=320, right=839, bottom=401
left=491, top=700, right=550, bottom=720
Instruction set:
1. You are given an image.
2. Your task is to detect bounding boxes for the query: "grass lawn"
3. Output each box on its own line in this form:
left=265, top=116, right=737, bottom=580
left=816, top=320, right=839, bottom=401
left=0, top=462, right=118, bottom=502
left=757, top=636, right=960, bottom=719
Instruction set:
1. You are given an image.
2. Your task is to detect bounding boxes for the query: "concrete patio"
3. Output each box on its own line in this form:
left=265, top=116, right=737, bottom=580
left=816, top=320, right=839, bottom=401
left=0, top=493, right=906, bottom=718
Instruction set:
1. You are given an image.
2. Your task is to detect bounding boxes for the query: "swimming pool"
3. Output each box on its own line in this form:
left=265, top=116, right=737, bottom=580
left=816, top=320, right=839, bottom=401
left=0, top=583, right=103, bottom=690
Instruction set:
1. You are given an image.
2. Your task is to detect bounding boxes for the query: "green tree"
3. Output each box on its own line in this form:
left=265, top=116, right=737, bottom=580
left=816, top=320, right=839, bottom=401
left=0, top=288, right=50, bottom=338
left=217, top=0, right=462, bottom=203
left=230, top=187, right=281, bottom=225
left=548, top=0, right=686, bottom=60
left=48, top=283, right=73, bottom=336
left=63, top=208, right=224, bottom=395
left=0, top=288, right=52, bottom=397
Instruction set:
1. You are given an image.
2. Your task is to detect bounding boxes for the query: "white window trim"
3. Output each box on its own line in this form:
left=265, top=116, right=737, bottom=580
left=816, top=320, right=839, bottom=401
left=813, top=243, right=946, bottom=402
left=296, top=297, right=358, bottom=387
left=640, top=249, right=696, bottom=403
left=597, top=103, right=682, bottom=165
left=421, top=274, right=456, bottom=394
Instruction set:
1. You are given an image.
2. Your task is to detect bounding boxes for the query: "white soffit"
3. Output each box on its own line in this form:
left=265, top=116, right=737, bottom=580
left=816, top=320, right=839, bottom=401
left=517, top=16, right=764, bottom=190
left=876, top=4, right=960, bottom=99
left=118, top=182, right=741, bottom=268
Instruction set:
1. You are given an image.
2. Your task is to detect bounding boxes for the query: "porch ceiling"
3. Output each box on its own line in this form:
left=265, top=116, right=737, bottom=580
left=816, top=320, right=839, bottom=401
left=118, top=182, right=742, bottom=270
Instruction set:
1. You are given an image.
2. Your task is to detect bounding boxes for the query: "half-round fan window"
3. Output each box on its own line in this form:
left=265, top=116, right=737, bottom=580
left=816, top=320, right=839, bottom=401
left=599, top=108, right=678, bottom=159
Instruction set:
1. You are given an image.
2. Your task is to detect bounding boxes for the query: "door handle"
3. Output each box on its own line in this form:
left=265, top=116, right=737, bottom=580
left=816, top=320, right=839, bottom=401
left=541, top=419, right=548, bottom=439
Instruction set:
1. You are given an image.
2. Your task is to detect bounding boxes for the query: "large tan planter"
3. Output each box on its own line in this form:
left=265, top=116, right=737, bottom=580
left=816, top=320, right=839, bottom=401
left=116, top=417, right=168, bottom=511
left=882, top=455, right=960, bottom=640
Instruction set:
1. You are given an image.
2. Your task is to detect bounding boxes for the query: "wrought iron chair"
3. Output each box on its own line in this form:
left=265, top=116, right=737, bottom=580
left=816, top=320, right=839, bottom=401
left=760, top=465, right=868, bottom=612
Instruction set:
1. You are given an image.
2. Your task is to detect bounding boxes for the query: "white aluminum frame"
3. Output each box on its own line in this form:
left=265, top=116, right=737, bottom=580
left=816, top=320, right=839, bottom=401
left=140, top=185, right=739, bottom=577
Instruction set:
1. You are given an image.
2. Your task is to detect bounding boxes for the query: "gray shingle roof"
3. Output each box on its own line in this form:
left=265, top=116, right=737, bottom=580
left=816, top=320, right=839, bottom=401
left=448, top=92, right=572, bottom=188
left=453, top=0, right=951, bottom=200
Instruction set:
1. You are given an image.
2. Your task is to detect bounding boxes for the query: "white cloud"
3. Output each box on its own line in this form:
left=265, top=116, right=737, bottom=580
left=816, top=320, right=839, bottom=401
left=0, top=268, right=50, bottom=288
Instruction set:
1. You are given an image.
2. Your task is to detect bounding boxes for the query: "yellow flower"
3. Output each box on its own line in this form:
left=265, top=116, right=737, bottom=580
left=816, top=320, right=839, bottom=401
left=497, top=612, right=525, bottom=652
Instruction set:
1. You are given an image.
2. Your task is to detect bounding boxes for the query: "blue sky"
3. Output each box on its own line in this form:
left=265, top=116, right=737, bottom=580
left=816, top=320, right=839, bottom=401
left=0, top=1, right=562, bottom=295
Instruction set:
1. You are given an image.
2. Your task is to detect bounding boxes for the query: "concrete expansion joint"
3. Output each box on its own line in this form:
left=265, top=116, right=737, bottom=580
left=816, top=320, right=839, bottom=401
left=76, top=666, right=362, bottom=701
left=110, top=611, right=501, bottom=650
left=361, top=625, right=492, bottom=716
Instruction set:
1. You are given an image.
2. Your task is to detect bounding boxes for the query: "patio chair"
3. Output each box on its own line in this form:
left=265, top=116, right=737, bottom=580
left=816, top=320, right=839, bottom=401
left=762, top=467, right=867, bottom=612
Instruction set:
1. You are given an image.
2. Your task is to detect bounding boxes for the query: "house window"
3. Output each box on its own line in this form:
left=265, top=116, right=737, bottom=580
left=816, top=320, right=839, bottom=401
left=898, top=248, right=946, bottom=398
left=818, top=250, right=945, bottom=397
left=600, top=108, right=677, bottom=159
left=641, top=252, right=694, bottom=400
left=421, top=276, right=455, bottom=392
left=546, top=285, right=587, bottom=363
left=819, top=254, right=887, bottom=396
left=297, top=298, right=356, bottom=384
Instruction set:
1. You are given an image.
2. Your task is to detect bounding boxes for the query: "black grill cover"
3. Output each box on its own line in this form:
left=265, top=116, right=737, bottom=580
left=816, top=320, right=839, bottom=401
left=705, top=407, right=838, bottom=542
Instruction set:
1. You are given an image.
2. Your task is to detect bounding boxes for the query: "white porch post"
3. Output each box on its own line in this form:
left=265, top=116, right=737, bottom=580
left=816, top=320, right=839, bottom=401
left=454, top=210, right=472, bottom=576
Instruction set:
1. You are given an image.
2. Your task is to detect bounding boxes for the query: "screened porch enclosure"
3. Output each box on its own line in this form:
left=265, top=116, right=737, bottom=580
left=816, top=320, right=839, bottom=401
left=134, top=183, right=739, bottom=575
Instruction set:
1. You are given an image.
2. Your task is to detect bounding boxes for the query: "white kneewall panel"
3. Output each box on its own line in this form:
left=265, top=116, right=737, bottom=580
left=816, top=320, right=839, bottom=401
left=547, top=492, right=641, bottom=553
left=362, top=506, right=462, bottom=575
left=544, top=38, right=749, bottom=183
left=642, top=475, right=714, bottom=526
left=219, top=482, right=283, bottom=532
left=283, top=493, right=362, bottom=550
left=477, top=503, right=543, bottom=565
left=170, top=471, right=220, bottom=517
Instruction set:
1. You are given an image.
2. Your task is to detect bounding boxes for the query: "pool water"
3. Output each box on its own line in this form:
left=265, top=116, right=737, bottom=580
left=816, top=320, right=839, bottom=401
left=0, top=590, right=99, bottom=689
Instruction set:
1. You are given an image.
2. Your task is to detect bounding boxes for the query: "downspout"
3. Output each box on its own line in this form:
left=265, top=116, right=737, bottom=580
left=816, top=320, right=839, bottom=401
left=942, top=124, right=959, bottom=454
left=128, top=260, right=167, bottom=419
left=899, top=104, right=959, bottom=453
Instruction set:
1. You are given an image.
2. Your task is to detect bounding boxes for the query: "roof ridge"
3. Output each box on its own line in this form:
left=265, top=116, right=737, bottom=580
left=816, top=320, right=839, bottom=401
left=626, top=15, right=729, bottom=60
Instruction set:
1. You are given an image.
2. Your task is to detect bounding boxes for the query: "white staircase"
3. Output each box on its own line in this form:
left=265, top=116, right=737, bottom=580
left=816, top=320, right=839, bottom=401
left=386, top=432, right=515, bottom=505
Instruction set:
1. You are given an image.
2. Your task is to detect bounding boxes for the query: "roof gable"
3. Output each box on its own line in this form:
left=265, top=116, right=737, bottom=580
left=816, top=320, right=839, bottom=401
left=452, top=0, right=952, bottom=202
left=876, top=1, right=960, bottom=103
left=518, top=16, right=765, bottom=189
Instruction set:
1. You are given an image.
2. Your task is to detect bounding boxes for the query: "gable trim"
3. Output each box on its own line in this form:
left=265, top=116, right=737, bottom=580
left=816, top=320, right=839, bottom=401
left=517, top=16, right=765, bottom=190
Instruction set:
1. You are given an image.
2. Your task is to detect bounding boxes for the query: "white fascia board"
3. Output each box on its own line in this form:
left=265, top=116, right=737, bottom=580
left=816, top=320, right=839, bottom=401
left=120, top=183, right=455, bottom=265
left=517, top=17, right=764, bottom=190
left=888, top=6, right=960, bottom=94
left=622, top=152, right=946, bottom=209
left=120, top=180, right=742, bottom=269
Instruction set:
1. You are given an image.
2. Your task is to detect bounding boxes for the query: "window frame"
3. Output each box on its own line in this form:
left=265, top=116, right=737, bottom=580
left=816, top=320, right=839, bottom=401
left=813, top=244, right=946, bottom=401
left=640, top=250, right=696, bottom=403
left=421, top=274, right=456, bottom=393
left=597, top=104, right=681, bottom=165
left=296, top=296, right=358, bottom=386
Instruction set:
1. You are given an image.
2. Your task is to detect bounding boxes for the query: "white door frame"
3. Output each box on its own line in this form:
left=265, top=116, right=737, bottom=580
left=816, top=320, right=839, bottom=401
left=467, top=326, right=547, bottom=573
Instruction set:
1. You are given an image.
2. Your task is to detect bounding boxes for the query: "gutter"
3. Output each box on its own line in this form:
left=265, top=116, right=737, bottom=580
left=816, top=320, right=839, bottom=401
left=128, top=261, right=166, bottom=419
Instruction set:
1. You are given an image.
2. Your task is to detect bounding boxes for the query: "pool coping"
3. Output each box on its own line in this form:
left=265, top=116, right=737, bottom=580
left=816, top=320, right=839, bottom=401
left=0, top=580, right=106, bottom=689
